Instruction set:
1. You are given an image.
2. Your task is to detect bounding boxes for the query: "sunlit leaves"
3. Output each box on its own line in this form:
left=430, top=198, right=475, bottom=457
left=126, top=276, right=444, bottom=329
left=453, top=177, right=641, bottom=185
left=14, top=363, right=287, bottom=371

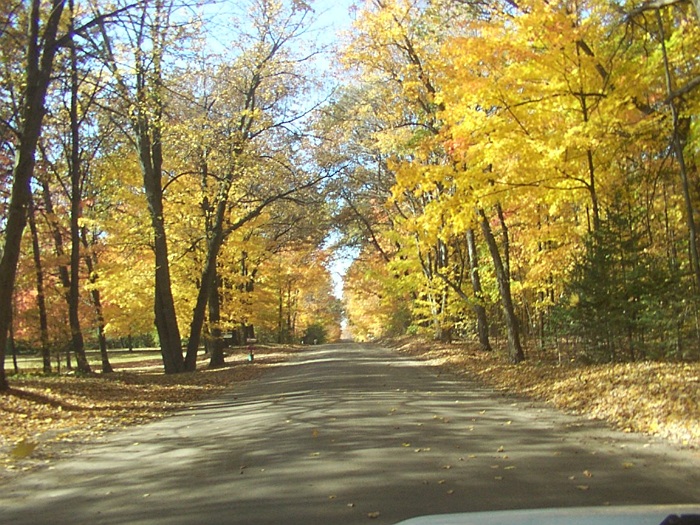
left=398, top=338, right=700, bottom=448
left=339, top=0, right=700, bottom=353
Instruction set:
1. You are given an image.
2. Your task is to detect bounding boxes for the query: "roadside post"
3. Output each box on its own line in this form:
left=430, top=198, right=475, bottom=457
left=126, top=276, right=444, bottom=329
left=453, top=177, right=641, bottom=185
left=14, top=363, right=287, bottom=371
left=246, top=338, right=256, bottom=362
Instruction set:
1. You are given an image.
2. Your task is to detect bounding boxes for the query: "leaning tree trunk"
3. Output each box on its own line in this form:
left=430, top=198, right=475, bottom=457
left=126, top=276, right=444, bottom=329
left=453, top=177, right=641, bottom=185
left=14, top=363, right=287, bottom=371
left=656, top=9, right=700, bottom=295
left=139, top=134, right=184, bottom=373
left=479, top=208, right=524, bottom=363
left=151, top=217, right=185, bottom=374
left=185, top=221, right=226, bottom=371
left=135, top=77, right=185, bottom=374
left=81, top=233, right=113, bottom=374
left=0, top=0, right=67, bottom=391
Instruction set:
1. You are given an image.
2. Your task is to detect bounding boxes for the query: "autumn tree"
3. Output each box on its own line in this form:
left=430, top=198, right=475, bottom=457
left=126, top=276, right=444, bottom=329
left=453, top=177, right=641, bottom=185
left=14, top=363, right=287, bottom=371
left=436, top=0, right=699, bottom=359
left=29, top=0, right=114, bottom=373
left=335, top=0, right=699, bottom=362
left=89, top=0, right=205, bottom=373
left=0, top=1, right=68, bottom=389
left=337, top=0, right=503, bottom=349
left=167, top=0, right=328, bottom=370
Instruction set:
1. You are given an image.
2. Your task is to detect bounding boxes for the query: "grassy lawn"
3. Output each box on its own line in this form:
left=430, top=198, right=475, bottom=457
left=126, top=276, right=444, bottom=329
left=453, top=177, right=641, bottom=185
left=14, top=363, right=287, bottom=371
left=9, top=348, right=169, bottom=372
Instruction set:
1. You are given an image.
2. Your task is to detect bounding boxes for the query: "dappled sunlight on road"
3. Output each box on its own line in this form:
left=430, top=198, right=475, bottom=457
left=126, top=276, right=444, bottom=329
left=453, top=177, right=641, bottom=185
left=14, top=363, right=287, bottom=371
left=1, top=343, right=699, bottom=525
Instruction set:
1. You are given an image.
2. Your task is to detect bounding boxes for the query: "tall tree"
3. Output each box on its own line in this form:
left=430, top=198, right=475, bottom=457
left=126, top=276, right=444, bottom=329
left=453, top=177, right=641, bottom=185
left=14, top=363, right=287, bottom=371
left=0, top=0, right=68, bottom=390
left=175, top=0, right=327, bottom=370
left=27, top=195, right=52, bottom=373
left=94, top=0, right=188, bottom=373
left=62, top=0, right=92, bottom=373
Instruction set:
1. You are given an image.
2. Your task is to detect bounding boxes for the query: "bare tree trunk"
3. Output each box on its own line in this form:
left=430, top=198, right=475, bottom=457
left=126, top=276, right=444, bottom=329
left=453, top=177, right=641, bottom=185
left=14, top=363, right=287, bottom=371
left=278, top=282, right=285, bottom=343
left=8, top=305, right=19, bottom=374
left=138, top=77, right=185, bottom=373
left=466, top=228, right=492, bottom=351
left=68, top=2, right=91, bottom=374
left=93, top=301, right=111, bottom=374
left=479, top=208, right=524, bottom=363
left=40, top=179, right=72, bottom=370
left=81, top=231, right=113, bottom=373
left=495, top=205, right=511, bottom=281
left=134, top=16, right=184, bottom=373
left=28, top=195, right=52, bottom=373
left=185, top=220, right=226, bottom=371
left=207, top=272, right=226, bottom=369
left=150, top=213, right=185, bottom=373
left=657, top=9, right=700, bottom=294
left=0, top=0, right=67, bottom=391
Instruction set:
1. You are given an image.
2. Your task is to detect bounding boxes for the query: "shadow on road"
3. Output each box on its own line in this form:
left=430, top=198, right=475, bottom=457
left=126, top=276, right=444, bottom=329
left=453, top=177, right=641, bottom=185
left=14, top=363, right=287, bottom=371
left=2, top=344, right=699, bottom=525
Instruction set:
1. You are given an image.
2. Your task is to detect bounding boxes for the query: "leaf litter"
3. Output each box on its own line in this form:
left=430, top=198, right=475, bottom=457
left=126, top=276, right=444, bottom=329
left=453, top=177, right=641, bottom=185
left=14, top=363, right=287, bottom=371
left=0, top=346, right=300, bottom=481
left=391, top=337, right=699, bottom=449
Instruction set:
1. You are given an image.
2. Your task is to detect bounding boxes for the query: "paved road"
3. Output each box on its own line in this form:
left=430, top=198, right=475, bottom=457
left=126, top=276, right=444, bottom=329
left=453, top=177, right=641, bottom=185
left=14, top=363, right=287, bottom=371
left=1, top=344, right=699, bottom=524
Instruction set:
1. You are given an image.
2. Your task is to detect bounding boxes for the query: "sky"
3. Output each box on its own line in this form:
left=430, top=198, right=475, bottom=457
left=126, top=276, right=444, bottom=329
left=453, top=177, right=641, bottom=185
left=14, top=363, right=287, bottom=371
left=201, top=0, right=360, bottom=300
left=312, top=0, right=357, bottom=36
left=310, top=0, right=359, bottom=300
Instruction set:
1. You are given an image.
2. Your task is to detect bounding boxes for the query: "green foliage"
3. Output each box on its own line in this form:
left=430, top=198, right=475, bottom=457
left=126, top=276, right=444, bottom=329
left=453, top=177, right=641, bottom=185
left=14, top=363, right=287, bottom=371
left=303, top=323, right=327, bottom=345
left=558, top=201, right=689, bottom=362
left=336, top=0, right=700, bottom=362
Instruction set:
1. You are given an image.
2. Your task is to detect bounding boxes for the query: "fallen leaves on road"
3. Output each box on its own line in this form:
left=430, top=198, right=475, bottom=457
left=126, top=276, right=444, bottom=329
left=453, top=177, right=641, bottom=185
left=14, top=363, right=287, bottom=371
left=391, top=337, right=700, bottom=448
left=0, top=346, right=300, bottom=481
left=10, top=439, right=38, bottom=459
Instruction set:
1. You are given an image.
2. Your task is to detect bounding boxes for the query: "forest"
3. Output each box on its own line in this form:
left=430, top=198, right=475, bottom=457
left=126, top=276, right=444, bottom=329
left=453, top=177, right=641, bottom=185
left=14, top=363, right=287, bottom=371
left=1, top=0, right=699, bottom=392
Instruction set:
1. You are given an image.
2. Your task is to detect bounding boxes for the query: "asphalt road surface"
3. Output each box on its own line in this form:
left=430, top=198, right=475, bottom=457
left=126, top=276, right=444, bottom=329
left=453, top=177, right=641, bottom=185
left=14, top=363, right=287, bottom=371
left=1, top=343, right=699, bottom=525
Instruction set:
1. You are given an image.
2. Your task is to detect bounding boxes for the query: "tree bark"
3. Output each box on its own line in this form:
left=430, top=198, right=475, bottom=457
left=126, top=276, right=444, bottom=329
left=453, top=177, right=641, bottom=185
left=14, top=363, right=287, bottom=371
left=41, top=179, right=72, bottom=370
left=278, top=281, right=285, bottom=343
left=495, top=204, right=511, bottom=281
left=9, top=307, right=19, bottom=374
left=148, top=200, right=185, bottom=373
left=28, top=195, right=52, bottom=373
left=81, top=231, right=113, bottom=374
left=92, top=294, right=112, bottom=374
left=207, top=272, right=226, bottom=369
left=479, top=208, right=524, bottom=363
left=466, top=228, right=492, bottom=352
left=68, top=2, right=91, bottom=374
left=137, top=106, right=184, bottom=373
left=184, top=215, right=226, bottom=371
left=0, top=0, right=67, bottom=391
left=656, top=9, right=700, bottom=294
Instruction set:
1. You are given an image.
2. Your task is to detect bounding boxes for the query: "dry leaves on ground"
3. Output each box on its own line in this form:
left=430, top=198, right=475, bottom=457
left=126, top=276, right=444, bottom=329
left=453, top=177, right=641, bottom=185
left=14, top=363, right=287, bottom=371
left=390, top=337, right=700, bottom=448
left=0, top=347, right=300, bottom=480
